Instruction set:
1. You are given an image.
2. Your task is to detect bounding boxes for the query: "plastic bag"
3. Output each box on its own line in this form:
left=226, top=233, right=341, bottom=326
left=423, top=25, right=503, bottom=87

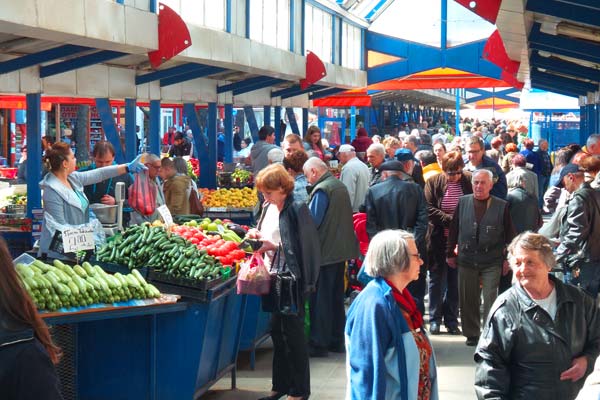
left=128, top=170, right=156, bottom=216
left=237, top=252, right=271, bottom=295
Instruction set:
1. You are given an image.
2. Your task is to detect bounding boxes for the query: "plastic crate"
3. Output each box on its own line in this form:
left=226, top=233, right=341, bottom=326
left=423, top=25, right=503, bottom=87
left=90, top=257, right=149, bottom=279
left=150, top=274, right=237, bottom=303
left=148, top=269, right=221, bottom=291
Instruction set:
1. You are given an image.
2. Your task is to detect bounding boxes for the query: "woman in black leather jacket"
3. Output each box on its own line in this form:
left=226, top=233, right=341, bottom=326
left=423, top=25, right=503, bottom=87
left=475, top=232, right=600, bottom=400
left=0, top=238, right=63, bottom=400
left=251, top=164, right=321, bottom=400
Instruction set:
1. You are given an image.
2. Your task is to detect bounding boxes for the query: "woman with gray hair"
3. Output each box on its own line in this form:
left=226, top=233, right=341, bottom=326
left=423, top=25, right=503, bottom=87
left=345, top=230, right=439, bottom=400
left=475, top=232, right=600, bottom=400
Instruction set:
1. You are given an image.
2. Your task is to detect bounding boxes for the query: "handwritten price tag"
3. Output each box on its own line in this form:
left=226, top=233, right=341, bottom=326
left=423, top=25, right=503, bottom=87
left=157, top=205, right=174, bottom=227
left=62, top=226, right=95, bottom=253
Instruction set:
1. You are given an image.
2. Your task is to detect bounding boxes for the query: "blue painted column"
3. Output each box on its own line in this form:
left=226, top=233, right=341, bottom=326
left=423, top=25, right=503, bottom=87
left=317, top=107, right=325, bottom=133
left=96, top=98, right=125, bottom=164
left=302, top=108, right=309, bottom=136
left=243, top=106, right=259, bottom=143
left=125, top=98, right=137, bottom=162
left=350, top=106, right=357, bottom=142
left=207, top=103, right=218, bottom=189
left=26, top=94, right=42, bottom=217
left=263, top=106, right=271, bottom=128
left=224, top=104, right=233, bottom=163
left=580, top=104, right=588, bottom=142
left=149, top=100, right=161, bottom=156
left=455, top=91, right=461, bottom=136
left=363, top=107, right=371, bottom=134
left=286, top=107, right=300, bottom=135
left=274, top=106, right=282, bottom=144
left=588, top=104, right=597, bottom=141
left=183, top=103, right=205, bottom=170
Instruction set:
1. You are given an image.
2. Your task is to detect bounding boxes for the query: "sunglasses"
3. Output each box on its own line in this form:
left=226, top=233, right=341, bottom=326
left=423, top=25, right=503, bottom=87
left=447, top=171, right=462, bottom=176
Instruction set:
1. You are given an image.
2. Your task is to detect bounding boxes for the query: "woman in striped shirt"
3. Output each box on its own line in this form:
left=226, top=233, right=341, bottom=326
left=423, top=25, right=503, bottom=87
left=424, top=151, right=473, bottom=335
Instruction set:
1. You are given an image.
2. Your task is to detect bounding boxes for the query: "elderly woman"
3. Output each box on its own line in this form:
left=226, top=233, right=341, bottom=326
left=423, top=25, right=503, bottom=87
left=251, top=164, right=321, bottom=400
left=382, top=136, right=402, bottom=160
left=346, top=230, right=438, bottom=400
left=424, top=151, right=472, bottom=335
left=475, top=232, right=600, bottom=400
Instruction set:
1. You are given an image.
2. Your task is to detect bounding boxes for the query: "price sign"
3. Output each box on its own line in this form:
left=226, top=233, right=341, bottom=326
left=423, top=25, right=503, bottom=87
left=62, top=226, right=95, bottom=253
left=157, top=205, right=174, bottom=227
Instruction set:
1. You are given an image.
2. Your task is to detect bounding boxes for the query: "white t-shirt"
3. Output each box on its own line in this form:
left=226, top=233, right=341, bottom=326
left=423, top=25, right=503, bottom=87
left=533, top=286, right=557, bottom=320
left=259, top=203, right=281, bottom=268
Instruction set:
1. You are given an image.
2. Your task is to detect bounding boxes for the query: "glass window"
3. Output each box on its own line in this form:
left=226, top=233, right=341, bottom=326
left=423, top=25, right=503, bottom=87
left=304, top=5, right=332, bottom=63
left=342, top=22, right=362, bottom=69
left=249, top=0, right=291, bottom=51
left=161, top=0, right=226, bottom=31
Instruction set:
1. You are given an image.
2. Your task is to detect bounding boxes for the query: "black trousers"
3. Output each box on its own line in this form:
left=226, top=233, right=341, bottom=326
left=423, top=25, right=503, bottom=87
left=271, top=312, right=310, bottom=397
left=428, top=235, right=459, bottom=328
left=309, top=262, right=346, bottom=350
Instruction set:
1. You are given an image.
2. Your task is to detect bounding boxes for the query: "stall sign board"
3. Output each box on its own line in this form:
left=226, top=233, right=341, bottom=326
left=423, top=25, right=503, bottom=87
left=62, top=226, right=95, bottom=253
left=157, top=205, right=174, bottom=227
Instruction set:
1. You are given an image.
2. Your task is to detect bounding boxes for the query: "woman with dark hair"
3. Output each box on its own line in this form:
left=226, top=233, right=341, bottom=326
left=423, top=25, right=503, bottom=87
left=39, top=142, right=145, bottom=259
left=250, top=163, right=321, bottom=400
left=303, top=126, right=331, bottom=161
left=424, top=151, right=472, bottom=335
left=282, top=150, right=309, bottom=204
left=0, top=238, right=63, bottom=400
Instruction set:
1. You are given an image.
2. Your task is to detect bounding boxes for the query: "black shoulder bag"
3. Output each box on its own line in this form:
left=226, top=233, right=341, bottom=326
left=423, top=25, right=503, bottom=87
left=261, top=243, right=300, bottom=315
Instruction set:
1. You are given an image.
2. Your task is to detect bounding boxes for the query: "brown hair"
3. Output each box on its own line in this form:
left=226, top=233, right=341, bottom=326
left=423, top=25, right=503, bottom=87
left=43, top=142, right=72, bottom=172
left=441, top=151, right=464, bottom=172
left=303, top=126, right=325, bottom=153
left=283, top=150, right=309, bottom=173
left=284, top=134, right=303, bottom=146
left=505, top=143, right=518, bottom=153
left=92, top=141, right=115, bottom=158
left=491, top=137, right=502, bottom=148
left=161, top=157, right=174, bottom=169
left=579, top=155, right=600, bottom=174
left=255, top=164, right=295, bottom=195
left=522, top=138, right=534, bottom=150
left=0, top=238, right=60, bottom=363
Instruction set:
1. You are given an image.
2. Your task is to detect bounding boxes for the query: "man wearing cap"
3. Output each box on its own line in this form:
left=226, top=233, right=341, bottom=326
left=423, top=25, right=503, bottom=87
left=338, top=144, right=370, bottom=212
left=363, top=159, right=428, bottom=313
left=168, top=132, right=192, bottom=157
left=556, top=163, right=600, bottom=299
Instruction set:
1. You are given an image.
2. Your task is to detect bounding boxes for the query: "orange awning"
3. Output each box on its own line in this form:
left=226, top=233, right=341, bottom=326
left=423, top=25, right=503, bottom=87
left=474, top=97, right=519, bottom=109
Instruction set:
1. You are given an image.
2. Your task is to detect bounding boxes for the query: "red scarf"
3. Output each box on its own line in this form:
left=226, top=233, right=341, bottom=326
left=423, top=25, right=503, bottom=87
left=385, top=279, right=424, bottom=330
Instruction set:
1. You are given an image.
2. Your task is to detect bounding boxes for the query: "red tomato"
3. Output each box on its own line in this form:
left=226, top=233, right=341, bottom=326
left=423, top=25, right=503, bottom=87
left=189, top=237, right=200, bottom=245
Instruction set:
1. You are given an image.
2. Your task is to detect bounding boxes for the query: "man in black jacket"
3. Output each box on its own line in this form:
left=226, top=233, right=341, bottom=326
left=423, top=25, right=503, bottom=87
left=556, top=163, right=600, bottom=299
left=363, top=160, right=428, bottom=313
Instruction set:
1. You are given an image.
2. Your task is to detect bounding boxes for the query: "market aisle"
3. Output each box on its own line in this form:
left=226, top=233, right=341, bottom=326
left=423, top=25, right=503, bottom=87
left=204, top=332, right=477, bottom=399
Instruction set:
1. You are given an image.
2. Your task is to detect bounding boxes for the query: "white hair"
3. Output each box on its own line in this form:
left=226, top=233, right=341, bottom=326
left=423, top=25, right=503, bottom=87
left=472, top=168, right=494, bottom=182
left=303, top=156, right=328, bottom=173
left=367, top=143, right=385, bottom=157
left=364, top=230, right=415, bottom=278
left=267, top=147, right=284, bottom=164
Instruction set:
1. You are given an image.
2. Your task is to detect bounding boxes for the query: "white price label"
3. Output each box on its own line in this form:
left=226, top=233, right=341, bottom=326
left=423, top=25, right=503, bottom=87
left=157, top=205, right=174, bottom=227
left=62, top=226, right=95, bottom=253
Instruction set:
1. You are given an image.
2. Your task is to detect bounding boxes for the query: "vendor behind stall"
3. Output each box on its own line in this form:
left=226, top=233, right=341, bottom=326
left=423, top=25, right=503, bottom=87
left=81, top=141, right=133, bottom=226
left=38, top=142, right=145, bottom=259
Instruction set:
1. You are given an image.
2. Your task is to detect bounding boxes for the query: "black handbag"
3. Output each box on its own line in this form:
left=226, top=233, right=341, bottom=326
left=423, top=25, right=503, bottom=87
left=261, top=244, right=300, bottom=315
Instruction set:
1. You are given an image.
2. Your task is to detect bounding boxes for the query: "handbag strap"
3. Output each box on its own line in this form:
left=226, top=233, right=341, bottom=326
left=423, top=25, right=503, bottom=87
left=272, top=243, right=296, bottom=278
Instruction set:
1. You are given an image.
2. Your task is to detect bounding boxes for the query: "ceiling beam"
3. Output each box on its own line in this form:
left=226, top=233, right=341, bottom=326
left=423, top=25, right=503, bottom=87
left=0, top=44, right=90, bottom=74
left=40, top=50, right=128, bottom=78
left=159, top=66, right=227, bottom=87
left=529, top=23, right=600, bottom=64
left=530, top=52, right=600, bottom=83
left=135, top=63, right=210, bottom=85
left=526, top=0, right=600, bottom=27
left=531, top=69, right=597, bottom=94
left=309, top=87, right=347, bottom=100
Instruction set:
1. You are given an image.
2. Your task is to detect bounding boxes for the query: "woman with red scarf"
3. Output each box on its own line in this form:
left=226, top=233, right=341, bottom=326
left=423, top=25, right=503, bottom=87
left=345, top=230, right=439, bottom=400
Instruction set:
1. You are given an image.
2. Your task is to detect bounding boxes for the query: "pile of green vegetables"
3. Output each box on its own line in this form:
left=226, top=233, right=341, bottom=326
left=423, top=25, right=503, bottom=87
left=16, top=259, right=160, bottom=311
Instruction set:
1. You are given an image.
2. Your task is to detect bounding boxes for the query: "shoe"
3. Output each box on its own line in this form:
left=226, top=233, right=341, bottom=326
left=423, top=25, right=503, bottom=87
left=309, top=346, right=329, bottom=358
left=447, top=326, right=462, bottom=335
left=429, top=321, right=440, bottom=335
left=257, top=392, right=285, bottom=400
left=465, top=336, right=479, bottom=346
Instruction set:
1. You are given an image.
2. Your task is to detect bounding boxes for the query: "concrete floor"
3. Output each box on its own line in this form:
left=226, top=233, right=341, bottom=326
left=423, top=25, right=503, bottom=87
left=203, top=327, right=477, bottom=400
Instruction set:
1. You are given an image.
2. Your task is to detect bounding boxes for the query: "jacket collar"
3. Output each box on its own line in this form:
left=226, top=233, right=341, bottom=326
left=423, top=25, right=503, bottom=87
left=307, top=171, right=333, bottom=195
left=39, top=172, right=84, bottom=210
left=514, top=274, right=574, bottom=312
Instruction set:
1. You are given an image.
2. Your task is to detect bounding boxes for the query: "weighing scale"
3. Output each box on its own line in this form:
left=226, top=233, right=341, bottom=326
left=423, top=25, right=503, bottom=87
left=102, top=182, right=125, bottom=237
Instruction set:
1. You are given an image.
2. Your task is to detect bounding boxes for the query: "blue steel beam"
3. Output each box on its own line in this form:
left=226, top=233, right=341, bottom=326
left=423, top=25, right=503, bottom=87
left=274, top=106, right=282, bottom=144
left=125, top=98, right=137, bottom=162
left=183, top=103, right=204, bottom=161
left=217, top=76, right=271, bottom=93
left=273, top=85, right=326, bottom=99
left=531, top=81, right=580, bottom=98
left=206, top=103, right=218, bottom=189
left=224, top=104, right=233, bottom=163
left=465, top=88, right=520, bottom=104
left=160, top=66, right=226, bottom=87
left=302, top=108, right=309, bottom=136
left=233, top=78, right=287, bottom=95
left=149, top=100, right=161, bottom=156
left=95, top=98, right=126, bottom=164
left=135, top=63, right=211, bottom=85
left=39, top=50, right=127, bottom=78
left=244, top=106, right=259, bottom=143
left=264, top=106, right=271, bottom=126
left=526, top=0, right=600, bottom=27
left=26, top=94, right=42, bottom=217
left=530, top=70, right=595, bottom=95
left=308, top=87, right=346, bottom=100
left=286, top=108, right=300, bottom=135
left=529, top=23, right=600, bottom=64
left=530, top=52, right=600, bottom=83
left=0, top=45, right=90, bottom=74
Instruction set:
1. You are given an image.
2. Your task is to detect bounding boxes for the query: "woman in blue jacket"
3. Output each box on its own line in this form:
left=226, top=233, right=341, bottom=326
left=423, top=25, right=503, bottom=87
left=345, top=229, right=438, bottom=400
left=38, top=142, right=144, bottom=259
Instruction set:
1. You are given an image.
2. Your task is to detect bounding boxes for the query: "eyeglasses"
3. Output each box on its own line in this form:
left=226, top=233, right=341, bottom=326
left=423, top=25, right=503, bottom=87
left=446, top=171, right=462, bottom=176
left=410, top=253, right=422, bottom=260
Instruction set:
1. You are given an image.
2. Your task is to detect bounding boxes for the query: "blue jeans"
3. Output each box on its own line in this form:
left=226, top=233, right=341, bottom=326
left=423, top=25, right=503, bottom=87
left=538, top=174, right=550, bottom=208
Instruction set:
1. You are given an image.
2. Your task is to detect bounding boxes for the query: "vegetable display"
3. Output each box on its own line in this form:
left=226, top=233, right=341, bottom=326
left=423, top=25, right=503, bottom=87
left=15, top=259, right=161, bottom=311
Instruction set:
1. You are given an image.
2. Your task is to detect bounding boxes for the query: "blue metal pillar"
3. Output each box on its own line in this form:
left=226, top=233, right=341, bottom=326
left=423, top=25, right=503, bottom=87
left=350, top=106, right=357, bottom=142
left=580, top=104, right=588, bottom=141
left=26, top=94, right=42, bottom=218
left=224, top=104, right=233, bottom=163
left=95, top=98, right=125, bottom=164
left=455, top=92, right=461, bottom=136
left=149, top=100, right=161, bottom=156
left=263, top=106, right=271, bottom=128
left=286, top=107, right=300, bottom=135
left=274, top=106, right=282, bottom=144
left=588, top=104, right=597, bottom=140
left=318, top=107, right=325, bottom=133
left=183, top=103, right=206, bottom=170
left=207, top=103, right=218, bottom=189
left=362, top=107, right=371, bottom=134
left=125, top=98, right=137, bottom=162
left=243, top=106, right=259, bottom=143
left=302, top=108, right=309, bottom=136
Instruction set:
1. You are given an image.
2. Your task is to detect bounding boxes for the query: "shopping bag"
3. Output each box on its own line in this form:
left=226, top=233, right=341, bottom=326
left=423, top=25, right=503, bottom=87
left=128, top=170, right=156, bottom=216
left=236, top=252, right=271, bottom=295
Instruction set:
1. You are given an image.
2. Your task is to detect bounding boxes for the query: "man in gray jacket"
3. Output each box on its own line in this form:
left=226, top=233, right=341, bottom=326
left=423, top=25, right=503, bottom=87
left=338, top=144, right=370, bottom=212
left=250, top=125, right=278, bottom=173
